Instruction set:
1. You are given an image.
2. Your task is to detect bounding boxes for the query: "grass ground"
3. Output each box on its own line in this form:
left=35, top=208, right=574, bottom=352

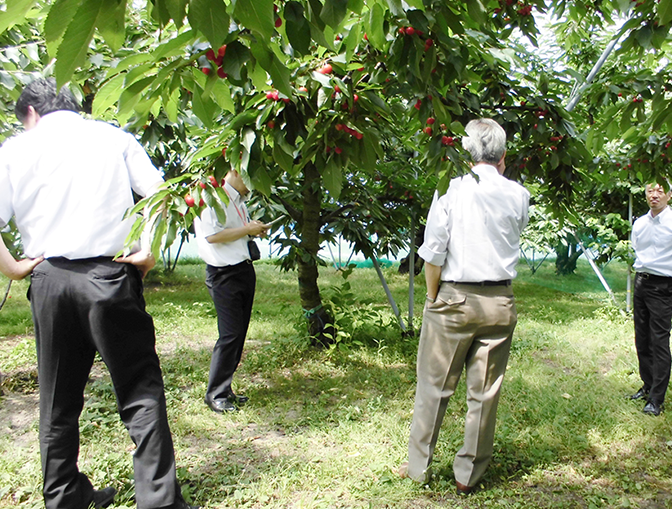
left=1, top=257, right=671, bottom=508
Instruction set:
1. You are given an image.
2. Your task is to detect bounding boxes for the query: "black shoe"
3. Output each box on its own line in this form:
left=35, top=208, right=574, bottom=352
left=629, top=387, right=649, bottom=400
left=92, top=486, right=116, bottom=508
left=227, top=392, right=249, bottom=405
left=643, top=401, right=663, bottom=416
left=205, top=396, right=237, bottom=413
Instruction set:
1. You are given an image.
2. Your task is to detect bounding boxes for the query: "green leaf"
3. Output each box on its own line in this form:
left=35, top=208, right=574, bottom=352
left=221, top=41, right=251, bottom=81
left=211, top=79, right=235, bottom=113
left=191, top=86, right=217, bottom=129
left=249, top=165, right=273, bottom=196
left=117, top=75, right=154, bottom=119
left=163, top=86, right=180, bottom=123
left=44, top=0, right=81, bottom=56
left=273, top=141, right=295, bottom=173
left=0, top=0, right=37, bottom=35
left=251, top=44, right=292, bottom=97
left=285, top=1, right=311, bottom=56
left=232, top=0, right=274, bottom=41
left=659, top=0, right=672, bottom=25
left=96, top=0, right=126, bottom=52
left=153, top=30, right=196, bottom=61
left=241, top=128, right=257, bottom=153
left=165, top=0, right=189, bottom=27
left=323, top=157, right=342, bottom=199
left=188, top=0, right=230, bottom=49
left=55, top=0, right=105, bottom=88
left=320, top=0, right=348, bottom=29
left=466, top=0, right=486, bottom=24
left=92, top=74, right=125, bottom=117
left=366, top=4, right=385, bottom=50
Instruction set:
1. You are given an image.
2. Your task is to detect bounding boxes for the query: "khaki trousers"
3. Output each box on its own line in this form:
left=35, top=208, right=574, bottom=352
left=407, top=282, right=517, bottom=487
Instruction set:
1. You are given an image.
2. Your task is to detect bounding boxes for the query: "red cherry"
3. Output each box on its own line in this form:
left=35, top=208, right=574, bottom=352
left=355, top=131, right=363, bottom=140
left=199, top=182, right=207, bottom=189
left=441, top=136, right=454, bottom=146
left=218, top=45, right=227, bottom=57
left=206, top=49, right=216, bottom=61
left=201, top=67, right=211, bottom=75
left=364, top=33, right=368, bottom=41
left=318, top=64, right=333, bottom=74
left=405, top=27, right=416, bottom=35
left=398, top=28, right=405, bottom=35
left=353, top=94, right=359, bottom=102
left=414, top=100, right=421, bottom=110
left=267, top=120, right=276, bottom=129
left=335, top=124, right=344, bottom=131
left=299, top=86, right=308, bottom=92
left=199, top=198, right=205, bottom=206
left=185, top=195, right=195, bottom=207
left=424, top=127, right=433, bottom=135
left=275, top=17, right=282, bottom=28
left=209, top=175, right=219, bottom=188
left=426, top=117, right=435, bottom=125
left=334, top=85, right=341, bottom=93
left=217, top=67, right=227, bottom=79
left=335, top=147, right=343, bottom=154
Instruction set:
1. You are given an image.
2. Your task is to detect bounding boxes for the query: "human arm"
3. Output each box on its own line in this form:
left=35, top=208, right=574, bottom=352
left=206, top=220, right=269, bottom=244
left=0, top=237, right=43, bottom=280
left=424, top=262, right=442, bottom=301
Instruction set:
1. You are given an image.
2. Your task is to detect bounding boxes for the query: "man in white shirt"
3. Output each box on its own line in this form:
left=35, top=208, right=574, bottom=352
left=399, top=119, right=529, bottom=495
left=0, top=78, right=196, bottom=509
left=194, top=170, right=268, bottom=413
left=629, top=183, right=672, bottom=416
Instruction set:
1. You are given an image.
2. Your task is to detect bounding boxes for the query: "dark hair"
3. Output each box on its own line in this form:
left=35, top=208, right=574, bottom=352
left=15, top=77, right=80, bottom=121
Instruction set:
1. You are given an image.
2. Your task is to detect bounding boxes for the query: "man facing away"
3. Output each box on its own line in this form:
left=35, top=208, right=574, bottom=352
left=0, top=78, right=197, bottom=509
left=629, top=182, right=672, bottom=416
left=194, top=169, right=268, bottom=413
left=399, top=118, right=530, bottom=495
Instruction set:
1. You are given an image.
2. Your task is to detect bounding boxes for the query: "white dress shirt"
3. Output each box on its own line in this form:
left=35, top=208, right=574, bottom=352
left=0, top=111, right=163, bottom=259
left=418, top=164, right=530, bottom=282
left=194, top=181, right=251, bottom=267
left=632, top=206, right=672, bottom=277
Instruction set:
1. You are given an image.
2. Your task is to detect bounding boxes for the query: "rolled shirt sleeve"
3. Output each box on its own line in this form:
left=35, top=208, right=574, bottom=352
left=124, top=133, right=164, bottom=197
left=418, top=191, right=451, bottom=267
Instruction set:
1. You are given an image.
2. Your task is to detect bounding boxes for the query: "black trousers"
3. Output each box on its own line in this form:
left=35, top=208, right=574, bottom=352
left=205, top=262, right=256, bottom=401
left=29, top=258, right=182, bottom=509
left=633, top=273, right=672, bottom=405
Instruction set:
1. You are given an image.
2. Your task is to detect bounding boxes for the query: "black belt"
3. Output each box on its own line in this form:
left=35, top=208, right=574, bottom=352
left=637, top=272, right=672, bottom=281
left=444, top=280, right=511, bottom=287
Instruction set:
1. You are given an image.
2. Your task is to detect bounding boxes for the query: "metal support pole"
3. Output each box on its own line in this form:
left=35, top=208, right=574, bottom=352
left=408, top=212, right=416, bottom=335
left=371, top=257, right=407, bottom=331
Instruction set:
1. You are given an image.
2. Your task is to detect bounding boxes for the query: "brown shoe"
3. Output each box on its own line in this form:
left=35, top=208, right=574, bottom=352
left=456, top=480, right=475, bottom=495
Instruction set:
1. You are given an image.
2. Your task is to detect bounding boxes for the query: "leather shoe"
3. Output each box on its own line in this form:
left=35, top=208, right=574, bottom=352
left=629, top=387, right=649, bottom=401
left=643, top=401, right=663, bottom=416
left=205, top=397, right=237, bottom=413
left=92, top=486, right=116, bottom=508
left=227, top=392, right=249, bottom=405
left=455, top=481, right=475, bottom=496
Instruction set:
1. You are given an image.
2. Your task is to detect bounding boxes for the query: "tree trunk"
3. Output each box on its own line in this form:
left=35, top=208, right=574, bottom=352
left=554, top=236, right=581, bottom=275
left=297, top=163, right=333, bottom=345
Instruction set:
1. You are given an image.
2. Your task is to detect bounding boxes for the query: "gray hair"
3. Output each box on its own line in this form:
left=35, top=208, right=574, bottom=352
left=462, top=118, right=507, bottom=165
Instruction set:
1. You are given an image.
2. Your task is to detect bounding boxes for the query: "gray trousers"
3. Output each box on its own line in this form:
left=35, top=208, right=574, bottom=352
left=407, top=282, right=517, bottom=487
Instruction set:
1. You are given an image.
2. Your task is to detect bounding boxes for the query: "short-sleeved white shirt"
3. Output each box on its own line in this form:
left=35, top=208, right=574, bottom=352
left=0, top=111, right=163, bottom=259
left=632, top=206, right=672, bottom=277
left=194, top=181, right=252, bottom=267
left=418, top=164, right=530, bottom=282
